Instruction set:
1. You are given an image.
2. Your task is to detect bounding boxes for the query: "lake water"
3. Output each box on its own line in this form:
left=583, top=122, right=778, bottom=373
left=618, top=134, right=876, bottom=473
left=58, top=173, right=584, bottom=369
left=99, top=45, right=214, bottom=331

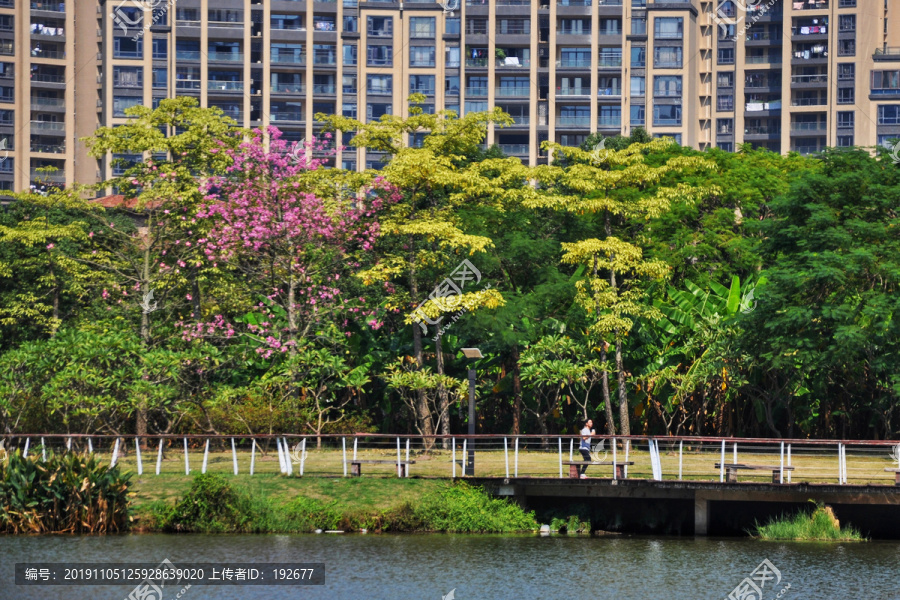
left=2, top=533, right=899, bottom=600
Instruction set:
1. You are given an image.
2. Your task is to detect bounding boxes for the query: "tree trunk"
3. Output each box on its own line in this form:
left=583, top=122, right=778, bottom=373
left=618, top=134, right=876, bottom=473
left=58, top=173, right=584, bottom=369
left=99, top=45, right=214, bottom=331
left=511, top=345, right=523, bottom=435
left=600, top=344, right=615, bottom=435
left=435, top=331, right=450, bottom=449
left=614, top=331, right=630, bottom=435
left=409, top=263, right=435, bottom=451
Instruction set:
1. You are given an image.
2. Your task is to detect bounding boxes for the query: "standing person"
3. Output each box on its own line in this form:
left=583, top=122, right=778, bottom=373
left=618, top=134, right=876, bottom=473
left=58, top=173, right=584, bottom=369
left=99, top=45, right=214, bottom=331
left=579, top=419, right=596, bottom=479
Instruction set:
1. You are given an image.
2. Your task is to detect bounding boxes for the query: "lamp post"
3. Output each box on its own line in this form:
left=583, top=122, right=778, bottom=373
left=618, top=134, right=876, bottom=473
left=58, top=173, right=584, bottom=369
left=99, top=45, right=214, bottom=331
left=461, top=347, right=482, bottom=475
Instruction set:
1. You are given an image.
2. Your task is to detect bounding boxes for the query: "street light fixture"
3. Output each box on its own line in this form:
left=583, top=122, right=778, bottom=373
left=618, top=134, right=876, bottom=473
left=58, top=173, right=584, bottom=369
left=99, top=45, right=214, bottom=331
left=461, top=348, right=482, bottom=474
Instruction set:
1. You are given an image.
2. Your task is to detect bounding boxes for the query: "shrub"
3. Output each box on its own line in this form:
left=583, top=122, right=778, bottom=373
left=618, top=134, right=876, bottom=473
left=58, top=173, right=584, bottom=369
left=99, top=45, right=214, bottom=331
left=754, top=502, right=865, bottom=541
left=157, top=473, right=252, bottom=533
left=0, top=450, right=131, bottom=534
left=410, top=482, right=536, bottom=533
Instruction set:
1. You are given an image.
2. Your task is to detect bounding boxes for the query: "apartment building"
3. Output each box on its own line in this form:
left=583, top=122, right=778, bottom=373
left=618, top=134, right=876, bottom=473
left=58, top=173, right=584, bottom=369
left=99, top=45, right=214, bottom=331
left=0, top=0, right=899, bottom=191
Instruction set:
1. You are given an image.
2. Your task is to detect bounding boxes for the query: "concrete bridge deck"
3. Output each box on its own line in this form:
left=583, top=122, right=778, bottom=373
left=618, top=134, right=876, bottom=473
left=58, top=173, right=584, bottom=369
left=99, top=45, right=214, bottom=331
left=470, top=477, right=900, bottom=538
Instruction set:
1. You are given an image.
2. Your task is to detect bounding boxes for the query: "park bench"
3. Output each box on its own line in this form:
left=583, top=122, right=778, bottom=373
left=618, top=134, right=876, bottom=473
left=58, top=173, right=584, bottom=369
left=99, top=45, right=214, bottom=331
left=714, top=463, right=795, bottom=483
left=884, top=468, right=900, bottom=485
left=349, top=459, right=415, bottom=477
left=562, top=461, right=635, bottom=479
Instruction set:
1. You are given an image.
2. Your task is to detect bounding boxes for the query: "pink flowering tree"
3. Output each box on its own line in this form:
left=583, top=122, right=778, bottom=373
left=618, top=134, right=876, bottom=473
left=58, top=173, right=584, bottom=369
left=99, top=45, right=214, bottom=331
left=190, top=127, right=396, bottom=440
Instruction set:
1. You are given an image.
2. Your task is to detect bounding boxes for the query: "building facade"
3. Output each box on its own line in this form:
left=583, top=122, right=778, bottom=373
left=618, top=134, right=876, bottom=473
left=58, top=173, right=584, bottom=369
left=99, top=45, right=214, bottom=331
left=1, top=0, right=900, bottom=191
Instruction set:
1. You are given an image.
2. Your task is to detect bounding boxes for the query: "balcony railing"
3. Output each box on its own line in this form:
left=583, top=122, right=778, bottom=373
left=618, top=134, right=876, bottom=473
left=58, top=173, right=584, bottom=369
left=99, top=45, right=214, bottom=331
left=175, top=80, right=201, bottom=90
left=30, top=120, right=65, bottom=131
left=792, top=74, right=827, bottom=84
left=30, top=168, right=65, bottom=181
left=31, top=1, right=65, bottom=11
left=208, top=52, right=243, bottom=62
left=313, top=84, right=336, bottom=94
left=272, top=83, right=306, bottom=93
left=208, top=81, right=244, bottom=91
left=744, top=126, right=780, bottom=135
left=31, top=142, right=65, bottom=153
left=556, top=58, right=591, bottom=68
left=556, top=116, right=590, bottom=127
left=496, top=87, right=530, bottom=97
left=498, top=143, right=529, bottom=155
left=790, top=121, right=827, bottom=131
left=31, top=97, right=65, bottom=108
left=465, top=86, right=488, bottom=96
left=269, top=112, right=305, bottom=122
left=271, top=55, right=305, bottom=65
left=175, top=51, right=201, bottom=60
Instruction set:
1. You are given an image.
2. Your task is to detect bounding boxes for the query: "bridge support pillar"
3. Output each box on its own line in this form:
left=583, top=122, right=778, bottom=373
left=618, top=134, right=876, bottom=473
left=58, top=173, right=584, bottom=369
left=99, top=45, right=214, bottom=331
left=694, top=495, right=709, bottom=536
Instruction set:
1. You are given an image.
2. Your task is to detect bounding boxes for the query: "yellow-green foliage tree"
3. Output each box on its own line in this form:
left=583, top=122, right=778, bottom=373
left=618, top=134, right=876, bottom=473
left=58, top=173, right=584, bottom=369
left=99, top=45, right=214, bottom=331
left=319, top=96, right=522, bottom=445
left=530, top=138, right=720, bottom=434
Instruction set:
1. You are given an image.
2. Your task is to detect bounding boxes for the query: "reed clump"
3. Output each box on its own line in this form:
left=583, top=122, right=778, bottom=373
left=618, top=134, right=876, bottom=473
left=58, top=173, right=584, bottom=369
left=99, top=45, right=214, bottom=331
left=0, top=450, right=131, bottom=533
left=754, top=502, right=865, bottom=541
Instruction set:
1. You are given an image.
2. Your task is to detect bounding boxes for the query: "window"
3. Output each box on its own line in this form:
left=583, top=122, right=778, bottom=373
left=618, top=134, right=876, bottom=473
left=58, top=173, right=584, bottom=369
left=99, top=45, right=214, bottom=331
left=560, top=47, right=590, bottom=67
left=175, top=40, right=199, bottom=60
left=342, top=102, right=357, bottom=118
left=717, top=48, right=735, bottom=64
left=836, top=111, right=854, bottom=128
left=839, top=14, right=856, bottom=32
left=272, top=43, right=304, bottom=64
left=367, top=103, right=392, bottom=120
left=717, top=118, right=733, bottom=134
left=718, top=142, right=734, bottom=152
left=367, top=74, right=392, bottom=94
left=343, top=44, right=357, bottom=66
left=654, top=17, right=683, bottom=39
left=878, top=105, right=900, bottom=125
left=654, top=75, right=681, bottom=97
left=465, top=101, right=488, bottom=113
left=838, top=64, right=855, bottom=81
left=654, top=46, right=683, bottom=68
left=498, top=19, right=530, bottom=34
left=836, top=135, right=854, bottom=147
left=598, top=48, right=622, bottom=67
left=630, top=76, right=645, bottom=96
left=152, top=37, right=167, bottom=59
left=445, top=76, right=460, bottom=95
left=446, top=18, right=460, bottom=35
left=717, top=93, right=734, bottom=111
left=343, top=16, right=358, bottom=32
left=631, top=18, right=646, bottom=35
left=313, top=44, right=336, bottom=65
left=113, top=66, right=143, bottom=87
left=209, top=9, right=242, bottom=23
left=446, top=46, right=460, bottom=67
left=367, top=16, right=392, bottom=37
left=113, top=96, right=143, bottom=117
left=631, top=46, right=646, bottom=67
left=410, top=46, right=435, bottom=67
left=343, top=75, right=357, bottom=94
left=837, top=87, right=854, bottom=104
left=367, top=45, right=392, bottom=66
left=838, top=39, right=855, bottom=57
left=599, top=105, right=621, bottom=126
left=718, top=72, right=734, bottom=87
left=599, top=18, right=621, bottom=35
left=558, top=18, right=589, bottom=35
left=410, top=74, right=435, bottom=95
left=410, top=17, right=435, bottom=38
left=630, top=105, right=645, bottom=126
left=152, top=67, right=166, bottom=89
left=114, top=37, right=143, bottom=59
left=653, top=104, right=681, bottom=126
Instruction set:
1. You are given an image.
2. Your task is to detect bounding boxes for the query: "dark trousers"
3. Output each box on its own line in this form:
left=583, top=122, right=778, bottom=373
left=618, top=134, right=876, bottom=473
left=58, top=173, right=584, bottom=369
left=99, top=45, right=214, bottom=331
left=579, top=449, right=591, bottom=474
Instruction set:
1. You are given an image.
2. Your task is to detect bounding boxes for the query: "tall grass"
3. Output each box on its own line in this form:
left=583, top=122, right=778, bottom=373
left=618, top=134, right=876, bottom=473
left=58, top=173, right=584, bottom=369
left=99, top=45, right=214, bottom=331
left=0, top=450, right=131, bottom=533
left=151, top=476, right=536, bottom=534
left=754, top=503, right=865, bottom=541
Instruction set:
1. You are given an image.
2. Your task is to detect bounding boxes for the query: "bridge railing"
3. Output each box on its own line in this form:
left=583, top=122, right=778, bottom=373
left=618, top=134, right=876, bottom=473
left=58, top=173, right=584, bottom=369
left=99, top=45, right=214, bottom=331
left=1, top=434, right=898, bottom=486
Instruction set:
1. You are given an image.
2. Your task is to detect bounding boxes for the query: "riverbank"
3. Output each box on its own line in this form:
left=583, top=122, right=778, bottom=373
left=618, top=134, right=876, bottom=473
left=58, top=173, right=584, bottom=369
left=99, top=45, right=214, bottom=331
left=134, top=474, right=538, bottom=534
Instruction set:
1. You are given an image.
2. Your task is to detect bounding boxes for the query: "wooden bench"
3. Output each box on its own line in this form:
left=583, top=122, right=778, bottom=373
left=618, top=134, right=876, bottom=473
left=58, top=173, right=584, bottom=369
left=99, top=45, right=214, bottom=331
left=715, top=463, right=795, bottom=483
left=562, top=461, right=635, bottom=479
left=349, top=459, right=415, bottom=477
left=884, top=468, right=900, bottom=485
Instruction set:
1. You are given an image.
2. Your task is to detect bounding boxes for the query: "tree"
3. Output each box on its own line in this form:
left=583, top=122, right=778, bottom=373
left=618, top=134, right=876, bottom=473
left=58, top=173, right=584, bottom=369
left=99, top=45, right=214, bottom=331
left=530, top=138, right=719, bottom=434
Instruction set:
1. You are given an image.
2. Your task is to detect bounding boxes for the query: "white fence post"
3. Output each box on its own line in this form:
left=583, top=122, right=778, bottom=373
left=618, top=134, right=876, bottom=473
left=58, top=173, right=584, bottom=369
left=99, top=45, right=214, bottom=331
left=66, top=437, right=71, bottom=452
left=514, top=437, right=519, bottom=477
left=612, top=437, right=617, bottom=481
left=624, top=439, right=630, bottom=478
left=41, top=437, right=46, bottom=462
left=276, top=438, right=285, bottom=474
left=452, top=437, right=457, bottom=478
left=250, top=439, right=256, bottom=476
left=284, top=438, right=293, bottom=476
left=779, top=441, right=785, bottom=484
left=231, top=438, right=238, bottom=475
left=343, top=437, right=349, bottom=477
left=110, top=438, right=119, bottom=468
left=504, top=437, right=509, bottom=478
left=719, top=440, right=725, bottom=483
left=678, top=440, right=683, bottom=480
left=201, top=439, right=210, bottom=474
left=156, top=439, right=163, bottom=475
left=462, top=439, right=467, bottom=476
left=569, top=438, right=574, bottom=462
left=838, top=443, right=842, bottom=484
left=183, top=437, right=190, bottom=475
left=23, top=437, right=29, bottom=458
left=733, top=442, right=737, bottom=464
left=299, top=438, right=307, bottom=476
left=353, top=437, right=358, bottom=461
left=405, top=439, right=410, bottom=477
left=558, top=437, right=563, bottom=479
left=396, top=437, right=401, bottom=478
left=135, top=438, right=143, bottom=476
left=87, top=437, right=92, bottom=455
left=787, top=443, right=792, bottom=483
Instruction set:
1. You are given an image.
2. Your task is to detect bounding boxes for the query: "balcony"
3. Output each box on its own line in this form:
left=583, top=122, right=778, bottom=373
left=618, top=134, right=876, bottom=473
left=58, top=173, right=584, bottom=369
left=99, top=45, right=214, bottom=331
left=31, top=142, right=65, bottom=153
left=30, top=168, right=65, bottom=182
left=556, top=87, right=591, bottom=96
left=496, top=87, right=530, bottom=97
left=269, top=112, right=305, bottom=122
left=465, top=86, right=488, bottom=96
left=793, top=0, right=828, bottom=9
left=556, top=58, right=591, bottom=68
left=208, top=52, right=243, bottom=62
left=271, top=55, right=305, bottom=65
left=30, top=120, right=65, bottom=131
left=175, top=51, right=201, bottom=61
left=743, top=126, right=780, bottom=136
left=208, top=81, right=244, bottom=92
left=499, top=143, right=529, bottom=155
left=791, top=74, right=827, bottom=85
left=175, top=80, right=202, bottom=91
left=556, top=116, right=590, bottom=127
left=790, top=121, right=827, bottom=132
left=272, top=83, right=306, bottom=93
left=312, top=84, right=336, bottom=94
left=31, top=97, right=65, bottom=109
left=466, top=57, right=489, bottom=68
left=30, top=1, right=65, bottom=12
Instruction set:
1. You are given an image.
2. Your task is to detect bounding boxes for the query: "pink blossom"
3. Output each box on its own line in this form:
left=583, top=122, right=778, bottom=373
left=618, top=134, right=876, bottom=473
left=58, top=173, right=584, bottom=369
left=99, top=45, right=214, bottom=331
left=46, top=243, right=54, bottom=250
